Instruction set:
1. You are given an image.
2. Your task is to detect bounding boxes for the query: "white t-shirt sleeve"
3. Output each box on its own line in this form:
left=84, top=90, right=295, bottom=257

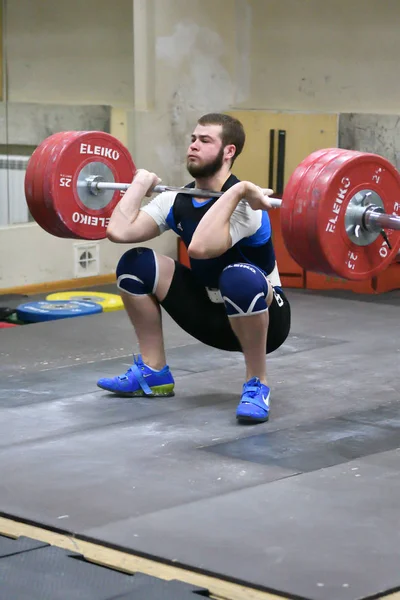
left=139, top=191, right=176, bottom=234
left=229, top=200, right=262, bottom=246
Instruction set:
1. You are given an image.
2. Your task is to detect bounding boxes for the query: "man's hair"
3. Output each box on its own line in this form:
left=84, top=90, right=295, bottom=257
left=197, top=113, right=245, bottom=166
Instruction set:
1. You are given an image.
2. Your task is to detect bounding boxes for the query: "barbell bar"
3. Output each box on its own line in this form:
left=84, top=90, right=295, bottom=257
left=80, top=177, right=283, bottom=206
left=24, top=130, right=400, bottom=281
left=81, top=178, right=400, bottom=257
left=82, top=179, right=400, bottom=235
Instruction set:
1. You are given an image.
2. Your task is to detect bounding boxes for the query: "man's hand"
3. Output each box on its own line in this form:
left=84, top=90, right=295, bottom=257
left=242, top=182, right=274, bottom=211
left=106, top=168, right=162, bottom=243
left=132, top=169, right=162, bottom=197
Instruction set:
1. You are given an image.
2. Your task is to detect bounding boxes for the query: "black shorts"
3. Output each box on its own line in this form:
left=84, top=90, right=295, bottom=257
left=160, top=261, right=291, bottom=354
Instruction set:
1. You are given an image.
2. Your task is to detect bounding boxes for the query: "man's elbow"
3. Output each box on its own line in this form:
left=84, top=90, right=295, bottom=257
left=106, top=226, right=127, bottom=243
left=188, top=241, right=227, bottom=259
left=187, top=242, right=208, bottom=259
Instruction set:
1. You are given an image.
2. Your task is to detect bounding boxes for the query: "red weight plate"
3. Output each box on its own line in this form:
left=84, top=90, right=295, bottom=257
left=26, top=132, right=78, bottom=237
left=310, top=151, right=400, bottom=280
left=43, top=131, right=136, bottom=239
left=280, top=149, right=344, bottom=272
left=33, top=133, right=73, bottom=237
left=290, top=149, right=358, bottom=275
left=25, top=137, right=58, bottom=235
left=281, top=148, right=332, bottom=235
left=36, top=132, right=83, bottom=238
left=303, top=149, right=365, bottom=276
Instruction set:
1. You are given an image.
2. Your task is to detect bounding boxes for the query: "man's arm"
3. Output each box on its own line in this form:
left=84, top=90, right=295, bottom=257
left=188, top=181, right=273, bottom=259
left=106, top=170, right=164, bottom=244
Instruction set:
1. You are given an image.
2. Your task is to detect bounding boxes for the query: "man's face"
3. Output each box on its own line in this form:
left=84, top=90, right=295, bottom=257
left=186, top=124, right=231, bottom=178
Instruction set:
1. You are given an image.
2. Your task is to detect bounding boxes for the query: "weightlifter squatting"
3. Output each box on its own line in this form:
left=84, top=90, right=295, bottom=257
left=97, top=113, right=291, bottom=423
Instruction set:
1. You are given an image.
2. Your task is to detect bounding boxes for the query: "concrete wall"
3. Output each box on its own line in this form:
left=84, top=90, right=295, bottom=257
left=339, top=114, right=400, bottom=168
left=1, top=0, right=399, bottom=291
left=129, top=0, right=239, bottom=186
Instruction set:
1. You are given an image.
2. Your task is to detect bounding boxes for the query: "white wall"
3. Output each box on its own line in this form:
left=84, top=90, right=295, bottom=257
left=243, top=0, right=400, bottom=113
left=0, top=223, right=175, bottom=290
left=7, top=0, right=399, bottom=114
left=242, top=0, right=400, bottom=114
left=5, top=0, right=134, bottom=106
left=0, top=0, right=138, bottom=290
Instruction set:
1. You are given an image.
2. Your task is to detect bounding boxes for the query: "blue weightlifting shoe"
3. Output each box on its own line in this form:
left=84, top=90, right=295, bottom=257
left=97, top=354, right=175, bottom=397
left=236, top=377, right=270, bottom=423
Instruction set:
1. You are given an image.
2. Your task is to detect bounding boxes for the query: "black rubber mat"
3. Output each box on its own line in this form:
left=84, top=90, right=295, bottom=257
left=0, top=294, right=29, bottom=306
left=0, top=535, right=47, bottom=557
left=0, top=294, right=29, bottom=322
left=0, top=306, right=16, bottom=321
left=85, top=450, right=400, bottom=600
left=296, top=287, right=400, bottom=306
left=0, top=535, right=209, bottom=600
left=2, top=286, right=400, bottom=600
left=204, top=402, right=400, bottom=472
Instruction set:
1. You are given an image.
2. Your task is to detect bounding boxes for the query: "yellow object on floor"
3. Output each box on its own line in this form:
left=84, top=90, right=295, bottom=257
left=46, top=291, right=123, bottom=312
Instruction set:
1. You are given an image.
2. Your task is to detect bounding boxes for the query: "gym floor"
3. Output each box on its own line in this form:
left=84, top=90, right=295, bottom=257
left=1, top=284, right=400, bottom=600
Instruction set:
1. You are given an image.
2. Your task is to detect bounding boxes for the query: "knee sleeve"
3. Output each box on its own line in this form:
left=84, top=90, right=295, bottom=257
left=219, top=263, right=269, bottom=317
left=116, top=247, right=158, bottom=296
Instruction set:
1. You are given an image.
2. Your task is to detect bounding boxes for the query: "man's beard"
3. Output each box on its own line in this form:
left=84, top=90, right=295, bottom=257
left=186, top=146, right=225, bottom=179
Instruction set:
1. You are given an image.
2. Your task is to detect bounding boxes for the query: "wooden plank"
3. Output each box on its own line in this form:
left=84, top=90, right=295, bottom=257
left=0, top=516, right=286, bottom=600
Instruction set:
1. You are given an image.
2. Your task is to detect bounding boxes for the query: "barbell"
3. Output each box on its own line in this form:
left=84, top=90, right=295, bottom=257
left=24, top=130, right=400, bottom=281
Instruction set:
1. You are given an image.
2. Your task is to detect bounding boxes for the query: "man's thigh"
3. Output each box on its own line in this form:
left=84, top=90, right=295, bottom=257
left=160, top=261, right=241, bottom=352
left=161, top=262, right=291, bottom=355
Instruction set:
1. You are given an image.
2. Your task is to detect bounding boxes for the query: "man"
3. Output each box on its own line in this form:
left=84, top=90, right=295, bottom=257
left=97, top=113, right=291, bottom=423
